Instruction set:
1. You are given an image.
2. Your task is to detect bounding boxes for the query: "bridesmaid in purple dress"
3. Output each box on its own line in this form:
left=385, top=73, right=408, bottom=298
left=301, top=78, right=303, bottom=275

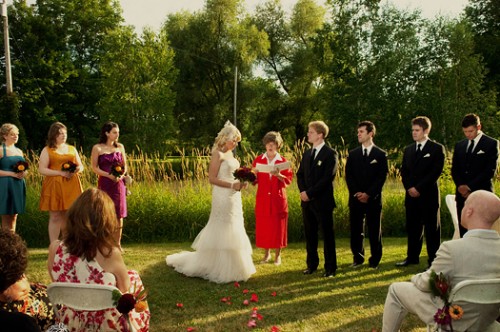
left=91, top=122, right=128, bottom=249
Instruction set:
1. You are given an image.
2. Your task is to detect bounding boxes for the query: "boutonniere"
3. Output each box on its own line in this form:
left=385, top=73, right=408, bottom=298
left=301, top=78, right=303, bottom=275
left=317, top=160, right=322, bottom=166
left=370, top=159, right=378, bottom=164
left=423, top=153, right=431, bottom=158
left=476, top=150, right=485, bottom=155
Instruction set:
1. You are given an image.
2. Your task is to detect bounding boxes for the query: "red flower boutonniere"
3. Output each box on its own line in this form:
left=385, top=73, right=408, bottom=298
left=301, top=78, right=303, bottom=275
left=61, top=161, right=78, bottom=173
left=12, top=160, right=29, bottom=173
left=429, top=270, right=463, bottom=331
left=233, top=166, right=257, bottom=183
left=110, top=162, right=125, bottom=178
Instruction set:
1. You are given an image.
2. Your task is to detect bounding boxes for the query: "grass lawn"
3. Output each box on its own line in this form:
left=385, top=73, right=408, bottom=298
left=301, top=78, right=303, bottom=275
left=27, top=238, right=433, bottom=332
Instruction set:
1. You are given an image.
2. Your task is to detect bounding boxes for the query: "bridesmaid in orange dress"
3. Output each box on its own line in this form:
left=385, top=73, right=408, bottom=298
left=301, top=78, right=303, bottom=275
left=252, top=132, right=293, bottom=265
left=39, top=122, right=83, bottom=243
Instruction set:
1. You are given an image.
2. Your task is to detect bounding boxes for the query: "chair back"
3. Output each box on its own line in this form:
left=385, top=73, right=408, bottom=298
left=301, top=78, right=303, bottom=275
left=445, top=194, right=460, bottom=239
left=450, top=279, right=500, bottom=304
left=47, top=282, right=119, bottom=311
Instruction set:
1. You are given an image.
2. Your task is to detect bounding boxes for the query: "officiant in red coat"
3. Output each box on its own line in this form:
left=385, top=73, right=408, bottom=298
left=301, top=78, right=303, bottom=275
left=252, top=132, right=293, bottom=266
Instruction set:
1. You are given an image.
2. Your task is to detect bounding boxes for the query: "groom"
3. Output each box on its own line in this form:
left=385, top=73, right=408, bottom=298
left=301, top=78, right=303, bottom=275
left=297, top=120, right=338, bottom=278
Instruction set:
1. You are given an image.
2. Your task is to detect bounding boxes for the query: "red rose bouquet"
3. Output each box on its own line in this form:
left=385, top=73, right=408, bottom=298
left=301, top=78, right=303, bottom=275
left=113, top=283, right=148, bottom=329
left=233, top=167, right=257, bottom=183
left=12, top=160, right=29, bottom=173
left=429, top=270, right=464, bottom=331
left=110, top=162, right=125, bottom=178
left=61, top=161, right=78, bottom=173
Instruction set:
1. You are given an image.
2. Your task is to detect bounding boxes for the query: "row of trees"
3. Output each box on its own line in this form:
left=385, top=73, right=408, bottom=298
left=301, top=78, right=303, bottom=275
left=0, top=0, right=498, bottom=155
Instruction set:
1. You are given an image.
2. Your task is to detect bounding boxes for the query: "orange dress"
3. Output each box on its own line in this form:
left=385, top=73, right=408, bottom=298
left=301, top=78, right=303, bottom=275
left=39, top=146, right=83, bottom=211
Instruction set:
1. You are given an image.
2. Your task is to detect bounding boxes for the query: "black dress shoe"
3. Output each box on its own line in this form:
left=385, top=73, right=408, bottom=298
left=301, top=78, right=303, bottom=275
left=369, top=264, right=379, bottom=269
left=323, top=270, right=335, bottom=278
left=302, top=268, right=316, bottom=275
left=395, top=259, right=419, bottom=267
left=351, top=262, right=363, bottom=268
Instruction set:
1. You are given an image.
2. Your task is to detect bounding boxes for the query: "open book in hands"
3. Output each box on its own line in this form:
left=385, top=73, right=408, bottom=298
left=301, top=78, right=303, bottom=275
left=254, top=161, right=291, bottom=173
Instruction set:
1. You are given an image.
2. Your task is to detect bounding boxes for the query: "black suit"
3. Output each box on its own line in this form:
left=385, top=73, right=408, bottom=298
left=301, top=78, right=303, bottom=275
left=451, top=134, right=499, bottom=237
left=345, top=145, right=388, bottom=267
left=401, top=140, right=445, bottom=265
left=297, top=144, right=338, bottom=272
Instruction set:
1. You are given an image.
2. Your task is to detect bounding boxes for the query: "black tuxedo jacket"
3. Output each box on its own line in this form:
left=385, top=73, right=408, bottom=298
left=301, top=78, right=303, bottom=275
left=401, top=140, right=445, bottom=207
left=451, top=134, right=499, bottom=202
left=345, top=145, right=388, bottom=202
left=297, top=144, right=338, bottom=210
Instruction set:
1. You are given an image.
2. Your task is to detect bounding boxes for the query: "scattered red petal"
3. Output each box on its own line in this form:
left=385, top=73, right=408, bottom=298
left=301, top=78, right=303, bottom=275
left=243, top=289, right=249, bottom=294
left=271, top=291, right=277, bottom=297
left=257, top=313, right=263, bottom=320
left=247, top=319, right=257, bottom=328
left=221, top=297, right=228, bottom=303
left=250, top=293, right=259, bottom=302
left=187, top=328, right=196, bottom=332
left=252, top=307, right=258, bottom=311
left=271, top=326, right=280, bottom=332
left=234, top=282, right=240, bottom=288
left=243, top=299, right=249, bottom=306
left=176, top=303, right=184, bottom=308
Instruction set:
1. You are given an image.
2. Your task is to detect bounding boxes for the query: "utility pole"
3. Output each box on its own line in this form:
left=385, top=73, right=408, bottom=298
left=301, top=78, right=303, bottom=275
left=233, top=65, right=237, bottom=127
left=2, top=0, right=13, bottom=94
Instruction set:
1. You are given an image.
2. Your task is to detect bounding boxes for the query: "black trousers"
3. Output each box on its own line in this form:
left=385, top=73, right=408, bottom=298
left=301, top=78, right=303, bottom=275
left=405, top=197, right=441, bottom=265
left=302, top=204, right=337, bottom=272
left=349, top=199, right=383, bottom=266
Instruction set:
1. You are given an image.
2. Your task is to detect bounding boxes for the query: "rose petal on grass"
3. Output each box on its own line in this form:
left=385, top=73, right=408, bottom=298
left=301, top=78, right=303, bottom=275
left=247, top=319, right=257, bottom=328
left=176, top=303, right=184, bottom=308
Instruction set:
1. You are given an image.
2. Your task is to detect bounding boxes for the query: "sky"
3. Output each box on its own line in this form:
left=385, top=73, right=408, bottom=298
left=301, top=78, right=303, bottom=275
left=119, top=0, right=469, bottom=33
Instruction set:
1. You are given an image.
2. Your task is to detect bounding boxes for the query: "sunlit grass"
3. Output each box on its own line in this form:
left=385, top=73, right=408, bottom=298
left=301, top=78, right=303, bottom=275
left=28, top=239, right=431, bottom=331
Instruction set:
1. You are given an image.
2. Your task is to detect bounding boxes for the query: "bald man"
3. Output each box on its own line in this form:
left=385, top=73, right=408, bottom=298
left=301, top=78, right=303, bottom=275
left=382, top=190, right=500, bottom=332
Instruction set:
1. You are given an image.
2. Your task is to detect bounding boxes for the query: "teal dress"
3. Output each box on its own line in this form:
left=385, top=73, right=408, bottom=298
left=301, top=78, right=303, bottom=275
left=0, top=144, right=26, bottom=214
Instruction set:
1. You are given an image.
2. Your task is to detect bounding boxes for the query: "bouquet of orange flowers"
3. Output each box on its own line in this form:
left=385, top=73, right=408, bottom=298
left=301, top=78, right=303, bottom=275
left=429, top=270, right=464, bottom=331
left=110, top=162, right=125, bottom=178
left=233, top=167, right=257, bottom=183
left=112, top=283, right=148, bottom=321
left=61, top=161, right=77, bottom=173
left=12, top=160, right=29, bottom=173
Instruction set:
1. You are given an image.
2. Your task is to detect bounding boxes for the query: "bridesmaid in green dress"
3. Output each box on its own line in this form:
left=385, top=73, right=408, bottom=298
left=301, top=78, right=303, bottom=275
left=0, top=123, right=27, bottom=232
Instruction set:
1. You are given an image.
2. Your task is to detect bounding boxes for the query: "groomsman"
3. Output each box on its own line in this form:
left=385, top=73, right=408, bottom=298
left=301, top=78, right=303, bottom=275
left=397, top=116, right=445, bottom=268
left=297, top=121, right=338, bottom=278
left=451, top=113, right=499, bottom=237
left=345, top=121, right=388, bottom=269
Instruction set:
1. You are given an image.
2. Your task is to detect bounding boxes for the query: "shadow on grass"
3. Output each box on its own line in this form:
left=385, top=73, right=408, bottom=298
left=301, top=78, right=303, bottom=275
left=139, top=240, right=428, bottom=332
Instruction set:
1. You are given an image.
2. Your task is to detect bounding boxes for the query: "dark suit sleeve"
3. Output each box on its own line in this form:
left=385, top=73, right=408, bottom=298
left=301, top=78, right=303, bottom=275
left=414, top=143, right=445, bottom=194
left=468, top=138, right=499, bottom=191
left=306, top=148, right=338, bottom=200
left=365, top=148, right=388, bottom=198
left=451, top=141, right=465, bottom=186
left=401, top=146, right=411, bottom=190
left=297, top=153, right=306, bottom=192
left=345, top=150, right=356, bottom=194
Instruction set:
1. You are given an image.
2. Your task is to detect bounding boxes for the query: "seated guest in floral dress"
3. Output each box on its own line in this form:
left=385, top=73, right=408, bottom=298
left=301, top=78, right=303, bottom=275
left=0, top=229, right=56, bottom=331
left=48, top=188, right=150, bottom=332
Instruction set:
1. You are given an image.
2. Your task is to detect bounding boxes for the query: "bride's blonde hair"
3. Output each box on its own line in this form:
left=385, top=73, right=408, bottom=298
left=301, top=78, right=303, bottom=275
left=212, top=120, right=241, bottom=152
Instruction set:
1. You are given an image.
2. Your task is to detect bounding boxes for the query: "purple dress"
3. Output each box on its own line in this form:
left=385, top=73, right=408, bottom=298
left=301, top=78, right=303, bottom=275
left=97, top=152, right=127, bottom=218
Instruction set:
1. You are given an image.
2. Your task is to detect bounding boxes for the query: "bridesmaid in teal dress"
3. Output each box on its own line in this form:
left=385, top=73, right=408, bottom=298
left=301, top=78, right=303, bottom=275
left=0, top=123, right=27, bottom=232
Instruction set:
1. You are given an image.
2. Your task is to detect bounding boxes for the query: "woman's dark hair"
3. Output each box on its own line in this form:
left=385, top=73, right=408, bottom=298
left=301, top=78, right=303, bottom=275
left=46, top=122, right=67, bottom=149
left=99, top=121, right=119, bottom=147
left=0, top=230, right=28, bottom=293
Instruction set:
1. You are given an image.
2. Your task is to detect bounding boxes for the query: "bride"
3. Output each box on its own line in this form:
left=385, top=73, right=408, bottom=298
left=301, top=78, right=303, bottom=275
left=166, top=121, right=256, bottom=283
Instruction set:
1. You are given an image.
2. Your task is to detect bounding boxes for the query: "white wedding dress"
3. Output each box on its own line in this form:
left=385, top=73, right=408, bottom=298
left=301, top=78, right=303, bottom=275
left=166, top=151, right=256, bottom=283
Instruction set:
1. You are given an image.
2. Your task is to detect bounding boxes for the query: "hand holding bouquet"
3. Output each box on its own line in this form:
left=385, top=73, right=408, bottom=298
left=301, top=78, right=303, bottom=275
left=110, top=162, right=125, bottom=178
left=61, top=161, right=78, bottom=173
left=12, top=160, right=29, bottom=173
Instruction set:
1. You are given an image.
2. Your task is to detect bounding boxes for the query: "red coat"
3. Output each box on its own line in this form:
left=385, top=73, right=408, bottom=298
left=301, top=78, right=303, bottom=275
left=252, top=154, right=293, bottom=248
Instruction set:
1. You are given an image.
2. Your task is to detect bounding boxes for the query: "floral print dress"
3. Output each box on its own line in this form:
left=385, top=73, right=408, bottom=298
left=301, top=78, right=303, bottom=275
left=51, top=242, right=150, bottom=331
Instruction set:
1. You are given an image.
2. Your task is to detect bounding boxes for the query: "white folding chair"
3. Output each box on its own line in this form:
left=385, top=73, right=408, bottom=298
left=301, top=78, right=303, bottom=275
left=427, top=278, right=500, bottom=332
left=47, top=282, right=137, bottom=331
left=445, top=194, right=460, bottom=240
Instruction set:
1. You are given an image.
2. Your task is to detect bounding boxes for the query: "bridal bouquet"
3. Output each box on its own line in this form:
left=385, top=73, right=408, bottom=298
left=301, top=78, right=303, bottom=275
left=61, top=161, right=77, bottom=173
left=233, top=166, right=257, bottom=183
left=429, top=270, right=463, bottom=331
left=113, top=282, right=148, bottom=330
left=12, top=160, right=29, bottom=173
